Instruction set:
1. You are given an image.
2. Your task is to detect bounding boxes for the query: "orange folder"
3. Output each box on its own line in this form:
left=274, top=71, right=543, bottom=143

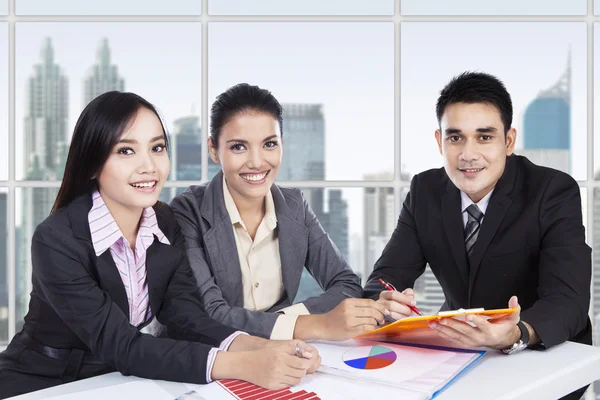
left=356, top=307, right=518, bottom=342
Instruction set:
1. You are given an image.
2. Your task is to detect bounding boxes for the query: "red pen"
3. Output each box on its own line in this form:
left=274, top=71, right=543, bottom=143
left=378, top=278, right=423, bottom=316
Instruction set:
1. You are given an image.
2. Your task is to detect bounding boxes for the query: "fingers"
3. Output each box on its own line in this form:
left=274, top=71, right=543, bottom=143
left=307, top=355, right=322, bottom=374
left=378, top=299, right=412, bottom=320
left=293, top=340, right=317, bottom=359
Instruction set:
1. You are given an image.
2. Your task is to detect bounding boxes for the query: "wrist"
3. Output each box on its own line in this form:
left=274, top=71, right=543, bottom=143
left=229, top=335, right=267, bottom=352
left=211, top=351, right=252, bottom=381
left=294, top=314, right=325, bottom=341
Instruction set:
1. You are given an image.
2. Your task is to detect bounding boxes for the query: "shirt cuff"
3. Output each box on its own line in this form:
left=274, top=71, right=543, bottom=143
left=278, top=302, right=310, bottom=316
left=206, top=331, right=248, bottom=383
left=270, top=313, right=300, bottom=340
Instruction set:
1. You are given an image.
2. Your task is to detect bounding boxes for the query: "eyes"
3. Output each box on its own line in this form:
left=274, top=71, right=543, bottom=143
left=447, top=135, right=493, bottom=143
left=229, top=140, right=279, bottom=152
left=116, top=143, right=167, bottom=155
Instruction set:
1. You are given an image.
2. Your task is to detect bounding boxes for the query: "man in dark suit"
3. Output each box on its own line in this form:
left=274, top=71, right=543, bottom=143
left=365, top=72, right=592, bottom=399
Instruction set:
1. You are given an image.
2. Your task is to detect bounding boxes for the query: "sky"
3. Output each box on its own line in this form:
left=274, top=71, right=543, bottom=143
left=401, top=22, right=588, bottom=180
left=401, top=0, right=586, bottom=15
left=16, top=0, right=201, bottom=15
left=0, top=24, right=6, bottom=180
left=209, top=0, right=393, bottom=15
left=0, top=1, right=6, bottom=15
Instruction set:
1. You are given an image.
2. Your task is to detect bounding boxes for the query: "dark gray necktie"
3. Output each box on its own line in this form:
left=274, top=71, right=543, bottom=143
left=465, top=204, right=484, bottom=262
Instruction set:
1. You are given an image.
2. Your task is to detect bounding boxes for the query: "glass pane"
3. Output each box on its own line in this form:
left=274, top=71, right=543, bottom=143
left=209, top=23, right=394, bottom=181
left=594, top=189, right=600, bottom=398
left=16, top=187, right=57, bottom=332
left=595, top=24, right=600, bottom=180
left=16, top=0, right=201, bottom=15
left=0, top=23, right=7, bottom=180
left=402, top=0, right=585, bottom=15
left=401, top=22, right=586, bottom=180
left=0, top=189, right=7, bottom=344
left=16, top=22, right=202, bottom=180
left=210, top=0, right=393, bottom=15
left=0, top=0, right=6, bottom=15
left=596, top=0, right=600, bottom=15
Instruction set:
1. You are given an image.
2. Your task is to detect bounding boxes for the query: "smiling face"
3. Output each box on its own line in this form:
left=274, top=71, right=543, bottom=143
left=435, top=102, right=516, bottom=203
left=96, top=106, right=170, bottom=218
left=209, top=110, right=282, bottom=203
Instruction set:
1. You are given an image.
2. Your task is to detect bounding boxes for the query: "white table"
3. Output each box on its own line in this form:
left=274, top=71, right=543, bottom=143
left=9, top=341, right=600, bottom=400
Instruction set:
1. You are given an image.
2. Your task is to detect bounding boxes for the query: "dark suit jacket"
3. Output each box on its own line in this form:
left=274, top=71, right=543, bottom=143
left=365, top=155, right=592, bottom=348
left=0, top=194, right=237, bottom=385
left=170, top=171, right=363, bottom=338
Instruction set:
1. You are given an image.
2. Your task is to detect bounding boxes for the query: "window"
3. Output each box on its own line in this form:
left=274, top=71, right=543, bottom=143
left=16, top=0, right=201, bottom=15
left=401, top=0, right=586, bottom=15
left=209, top=1, right=393, bottom=16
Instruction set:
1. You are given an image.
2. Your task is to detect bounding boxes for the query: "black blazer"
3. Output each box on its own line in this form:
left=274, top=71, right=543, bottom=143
left=365, top=155, right=592, bottom=348
left=2, top=194, right=237, bottom=384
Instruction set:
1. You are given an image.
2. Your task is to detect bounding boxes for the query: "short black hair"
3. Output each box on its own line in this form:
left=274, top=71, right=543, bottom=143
left=436, top=72, right=513, bottom=134
left=210, top=83, right=283, bottom=148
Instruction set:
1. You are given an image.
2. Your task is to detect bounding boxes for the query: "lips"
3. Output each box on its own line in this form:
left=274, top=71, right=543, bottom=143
left=130, top=181, right=157, bottom=189
left=239, top=170, right=270, bottom=183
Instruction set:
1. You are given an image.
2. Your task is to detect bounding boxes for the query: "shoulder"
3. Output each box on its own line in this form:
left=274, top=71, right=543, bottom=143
left=513, top=154, right=578, bottom=196
left=408, top=167, right=449, bottom=198
left=170, top=183, right=209, bottom=210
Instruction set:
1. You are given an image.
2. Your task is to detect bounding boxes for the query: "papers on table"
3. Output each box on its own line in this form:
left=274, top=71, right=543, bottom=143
left=43, top=381, right=174, bottom=400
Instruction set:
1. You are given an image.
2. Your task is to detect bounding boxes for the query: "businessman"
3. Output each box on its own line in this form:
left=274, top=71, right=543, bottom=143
left=365, top=72, right=592, bottom=399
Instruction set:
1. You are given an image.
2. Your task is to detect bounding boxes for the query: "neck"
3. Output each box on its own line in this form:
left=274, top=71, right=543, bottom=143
left=99, top=191, right=143, bottom=249
left=226, top=183, right=266, bottom=218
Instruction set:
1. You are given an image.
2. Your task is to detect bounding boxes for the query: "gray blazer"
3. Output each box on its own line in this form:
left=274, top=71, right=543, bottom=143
left=170, top=172, right=363, bottom=338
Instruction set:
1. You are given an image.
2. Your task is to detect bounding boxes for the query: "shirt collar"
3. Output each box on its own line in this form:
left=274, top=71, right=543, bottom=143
left=222, top=176, right=277, bottom=231
left=460, top=188, right=494, bottom=215
left=88, top=191, right=169, bottom=256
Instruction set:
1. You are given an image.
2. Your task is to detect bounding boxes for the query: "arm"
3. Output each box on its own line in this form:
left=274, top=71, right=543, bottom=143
left=32, top=227, right=218, bottom=384
left=519, top=173, right=591, bottom=348
left=170, top=193, right=280, bottom=338
left=363, top=177, right=427, bottom=300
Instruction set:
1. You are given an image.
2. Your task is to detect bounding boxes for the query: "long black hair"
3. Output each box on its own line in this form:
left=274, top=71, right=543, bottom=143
left=51, top=91, right=169, bottom=214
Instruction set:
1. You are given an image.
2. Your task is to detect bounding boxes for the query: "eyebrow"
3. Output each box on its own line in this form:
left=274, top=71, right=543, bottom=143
left=226, top=135, right=280, bottom=144
left=118, top=135, right=164, bottom=144
left=444, top=127, right=498, bottom=135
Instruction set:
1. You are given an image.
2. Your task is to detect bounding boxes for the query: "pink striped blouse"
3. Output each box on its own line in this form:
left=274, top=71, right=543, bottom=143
left=88, top=190, right=170, bottom=326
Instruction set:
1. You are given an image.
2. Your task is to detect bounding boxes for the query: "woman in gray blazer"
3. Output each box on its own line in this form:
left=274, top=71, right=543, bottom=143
left=171, top=83, right=390, bottom=340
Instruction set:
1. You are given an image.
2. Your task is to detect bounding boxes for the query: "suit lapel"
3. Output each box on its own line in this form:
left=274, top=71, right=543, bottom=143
left=200, top=172, right=244, bottom=307
left=272, top=185, right=307, bottom=303
left=145, top=240, right=178, bottom=316
left=95, top=251, right=130, bottom=318
left=442, top=183, right=470, bottom=286
left=68, top=194, right=131, bottom=319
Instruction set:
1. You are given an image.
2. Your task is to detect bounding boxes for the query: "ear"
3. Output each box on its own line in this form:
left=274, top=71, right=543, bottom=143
left=434, top=129, right=443, bottom=156
left=505, top=128, right=517, bottom=156
left=208, top=137, right=220, bottom=164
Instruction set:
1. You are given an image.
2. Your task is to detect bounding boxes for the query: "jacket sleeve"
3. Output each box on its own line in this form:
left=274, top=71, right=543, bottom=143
left=170, top=192, right=280, bottom=339
left=293, top=191, right=363, bottom=314
left=31, top=226, right=227, bottom=384
left=363, top=175, right=427, bottom=300
left=519, top=172, right=591, bottom=348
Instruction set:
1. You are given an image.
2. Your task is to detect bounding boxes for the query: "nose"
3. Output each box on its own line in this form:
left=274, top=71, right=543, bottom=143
left=246, top=147, right=263, bottom=170
left=137, top=151, right=157, bottom=174
left=460, top=138, right=480, bottom=162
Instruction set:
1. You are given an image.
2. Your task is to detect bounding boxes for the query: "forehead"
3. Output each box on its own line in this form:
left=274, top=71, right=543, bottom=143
left=440, top=102, right=503, bottom=131
left=119, top=107, right=164, bottom=140
left=220, top=111, right=281, bottom=139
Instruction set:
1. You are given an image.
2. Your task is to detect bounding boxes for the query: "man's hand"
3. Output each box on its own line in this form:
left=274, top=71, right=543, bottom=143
left=377, top=288, right=418, bottom=320
left=428, top=296, right=523, bottom=349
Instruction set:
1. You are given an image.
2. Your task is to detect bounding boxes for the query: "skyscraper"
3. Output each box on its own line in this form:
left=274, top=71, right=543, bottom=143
left=83, top=38, right=125, bottom=106
left=363, top=172, right=395, bottom=281
left=19, top=38, right=69, bottom=324
left=519, top=53, right=571, bottom=173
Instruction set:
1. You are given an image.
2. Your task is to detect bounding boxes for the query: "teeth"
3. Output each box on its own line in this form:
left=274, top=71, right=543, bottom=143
left=241, top=172, right=267, bottom=182
left=131, top=181, right=156, bottom=188
left=464, top=169, right=481, bottom=173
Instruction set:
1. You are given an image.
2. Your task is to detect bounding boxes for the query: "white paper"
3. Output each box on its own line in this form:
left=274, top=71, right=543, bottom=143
left=43, top=381, right=174, bottom=400
left=312, top=339, right=482, bottom=397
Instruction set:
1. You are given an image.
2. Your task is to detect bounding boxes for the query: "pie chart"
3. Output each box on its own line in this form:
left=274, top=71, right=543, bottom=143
left=343, top=345, right=397, bottom=370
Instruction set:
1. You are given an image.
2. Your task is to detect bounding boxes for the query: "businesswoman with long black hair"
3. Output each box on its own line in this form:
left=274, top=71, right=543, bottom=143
left=0, top=91, right=319, bottom=398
